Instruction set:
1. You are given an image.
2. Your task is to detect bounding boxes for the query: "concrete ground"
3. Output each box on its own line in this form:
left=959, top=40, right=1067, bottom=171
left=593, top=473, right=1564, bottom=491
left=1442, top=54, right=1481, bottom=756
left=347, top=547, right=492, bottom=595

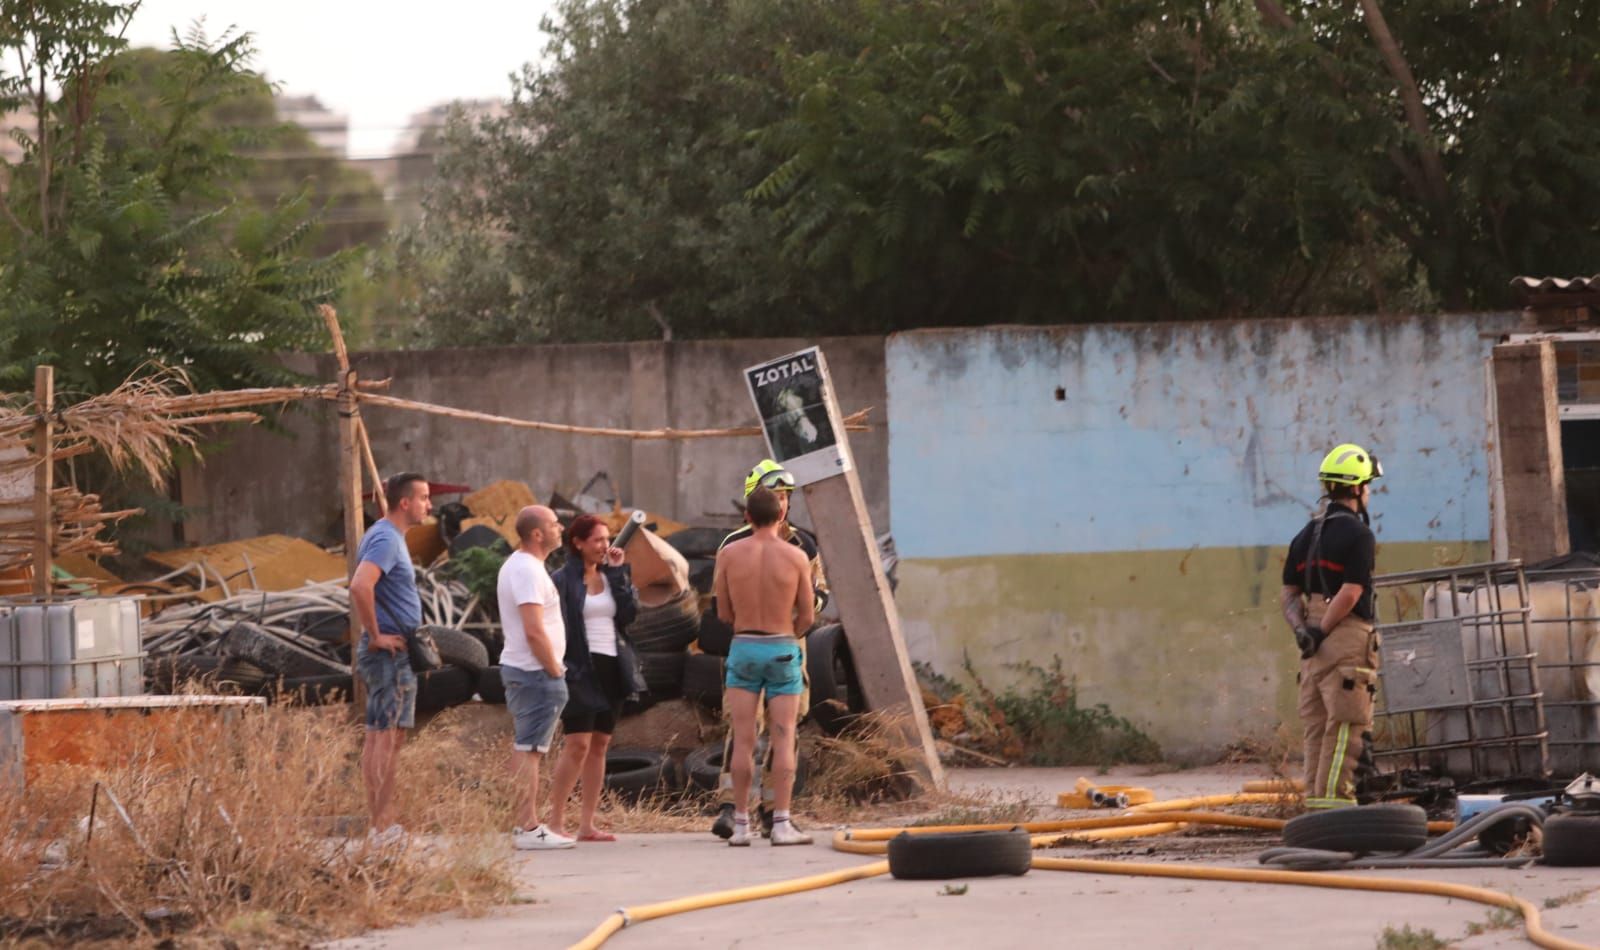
left=329, top=766, right=1600, bottom=950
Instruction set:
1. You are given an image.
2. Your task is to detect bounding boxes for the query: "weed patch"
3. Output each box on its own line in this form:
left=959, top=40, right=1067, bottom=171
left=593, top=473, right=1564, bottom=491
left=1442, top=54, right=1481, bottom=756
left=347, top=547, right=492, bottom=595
left=0, top=700, right=513, bottom=945
left=954, top=656, right=1161, bottom=767
left=1375, top=924, right=1449, bottom=950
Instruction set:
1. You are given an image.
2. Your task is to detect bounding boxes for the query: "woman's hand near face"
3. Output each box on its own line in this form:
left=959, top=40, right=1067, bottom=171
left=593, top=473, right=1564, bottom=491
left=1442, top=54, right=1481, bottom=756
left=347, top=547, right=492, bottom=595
left=604, top=546, right=625, bottom=567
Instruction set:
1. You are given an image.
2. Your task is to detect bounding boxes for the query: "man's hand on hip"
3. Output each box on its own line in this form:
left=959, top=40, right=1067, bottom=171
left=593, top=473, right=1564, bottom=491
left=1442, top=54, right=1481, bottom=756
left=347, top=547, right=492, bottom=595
left=371, top=631, right=408, bottom=654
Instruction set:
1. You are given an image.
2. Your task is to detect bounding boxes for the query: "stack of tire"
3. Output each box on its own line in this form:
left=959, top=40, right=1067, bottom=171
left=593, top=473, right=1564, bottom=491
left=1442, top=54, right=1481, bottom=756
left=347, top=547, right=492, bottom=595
left=182, top=620, right=496, bottom=715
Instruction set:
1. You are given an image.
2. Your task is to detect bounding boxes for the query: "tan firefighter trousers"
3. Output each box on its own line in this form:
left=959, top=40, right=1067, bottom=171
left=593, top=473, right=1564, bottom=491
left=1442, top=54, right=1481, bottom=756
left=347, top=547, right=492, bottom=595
left=1298, top=599, right=1379, bottom=808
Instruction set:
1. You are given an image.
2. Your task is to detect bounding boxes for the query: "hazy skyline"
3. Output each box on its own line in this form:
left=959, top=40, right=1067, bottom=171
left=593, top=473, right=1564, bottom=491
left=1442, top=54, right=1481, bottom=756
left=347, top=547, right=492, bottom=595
left=124, top=0, right=560, bottom=157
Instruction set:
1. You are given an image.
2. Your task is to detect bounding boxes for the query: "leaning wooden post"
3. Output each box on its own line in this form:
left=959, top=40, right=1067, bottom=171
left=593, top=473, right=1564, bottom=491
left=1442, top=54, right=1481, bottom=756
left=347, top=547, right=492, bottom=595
left=31, top=365, right=54, bottom=600
left=743, top=347, right=945, bottom=790
left=320, top=306, right=367, bottom=707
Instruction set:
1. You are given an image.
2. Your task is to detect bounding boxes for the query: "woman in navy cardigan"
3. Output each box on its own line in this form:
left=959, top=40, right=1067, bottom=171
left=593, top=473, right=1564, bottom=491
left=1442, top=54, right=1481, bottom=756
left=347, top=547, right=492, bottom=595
left=545, top=513, right=640, bottom=841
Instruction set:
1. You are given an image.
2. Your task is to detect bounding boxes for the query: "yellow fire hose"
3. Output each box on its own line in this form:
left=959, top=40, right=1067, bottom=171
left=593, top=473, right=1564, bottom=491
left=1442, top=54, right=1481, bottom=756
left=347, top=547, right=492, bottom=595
left=568, top=793, right=1582, bottom=950
left=568, top=861, right=890, bottom=950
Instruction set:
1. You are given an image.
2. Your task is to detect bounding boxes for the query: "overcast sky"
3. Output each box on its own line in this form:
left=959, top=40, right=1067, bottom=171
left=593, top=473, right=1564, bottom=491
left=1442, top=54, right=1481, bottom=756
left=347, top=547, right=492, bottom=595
left=124, top=0, right=560, bottom=157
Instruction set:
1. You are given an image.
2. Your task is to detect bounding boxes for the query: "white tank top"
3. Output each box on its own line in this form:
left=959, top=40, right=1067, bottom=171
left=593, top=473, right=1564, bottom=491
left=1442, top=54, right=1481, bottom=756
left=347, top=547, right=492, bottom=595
left=582, top=574, right=619, bottom=656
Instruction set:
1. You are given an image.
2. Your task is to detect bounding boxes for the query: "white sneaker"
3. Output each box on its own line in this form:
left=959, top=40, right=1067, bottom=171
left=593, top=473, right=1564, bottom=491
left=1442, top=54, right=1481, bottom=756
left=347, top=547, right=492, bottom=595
left=770, top=820, right=813, bottom=847
left=513, top=824, right=576, bottom=851
left=727, top=825, right=752, bottom=847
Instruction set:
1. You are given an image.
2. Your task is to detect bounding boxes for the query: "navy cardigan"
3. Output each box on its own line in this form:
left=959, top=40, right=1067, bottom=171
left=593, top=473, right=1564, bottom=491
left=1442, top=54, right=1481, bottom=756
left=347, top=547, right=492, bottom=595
left=551, top=559, right=640, bottom=713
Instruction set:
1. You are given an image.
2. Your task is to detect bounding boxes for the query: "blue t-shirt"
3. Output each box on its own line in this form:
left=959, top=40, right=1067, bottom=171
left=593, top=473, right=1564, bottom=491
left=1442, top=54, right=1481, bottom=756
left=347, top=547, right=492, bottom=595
left=355, top=519, right=422, bottom=633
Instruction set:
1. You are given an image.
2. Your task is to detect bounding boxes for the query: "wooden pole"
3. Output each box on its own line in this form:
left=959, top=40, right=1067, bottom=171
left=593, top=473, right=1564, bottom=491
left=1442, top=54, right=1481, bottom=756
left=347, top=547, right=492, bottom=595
left=32, top=365, right=54, bottom=600
left=320, top=306, right=367, bottom=709
left=801, top=470, right=945, bottom=791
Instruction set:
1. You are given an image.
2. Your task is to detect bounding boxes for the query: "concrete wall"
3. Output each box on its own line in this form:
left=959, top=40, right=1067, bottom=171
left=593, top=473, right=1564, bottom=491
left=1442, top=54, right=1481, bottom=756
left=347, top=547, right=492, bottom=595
left=178, top=337, right=888, bottom=545
left=885, top=313, right=1520, bottom=760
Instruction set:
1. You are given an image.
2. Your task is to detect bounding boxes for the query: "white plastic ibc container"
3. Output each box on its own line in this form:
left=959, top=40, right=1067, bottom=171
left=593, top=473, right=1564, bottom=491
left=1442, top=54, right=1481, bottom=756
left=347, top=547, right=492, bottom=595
left=0, top=598, right=144, bottom=701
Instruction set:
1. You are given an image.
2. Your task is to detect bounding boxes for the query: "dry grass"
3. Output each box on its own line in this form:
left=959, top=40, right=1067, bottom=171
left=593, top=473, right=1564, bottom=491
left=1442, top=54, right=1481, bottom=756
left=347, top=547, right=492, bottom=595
left=0, top=700, right=514, bottom=946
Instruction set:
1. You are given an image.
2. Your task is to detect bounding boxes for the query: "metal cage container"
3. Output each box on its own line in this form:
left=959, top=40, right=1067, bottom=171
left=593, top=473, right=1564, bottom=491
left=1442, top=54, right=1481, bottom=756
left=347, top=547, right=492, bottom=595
left=1370, top=559, right=1600, bottom=781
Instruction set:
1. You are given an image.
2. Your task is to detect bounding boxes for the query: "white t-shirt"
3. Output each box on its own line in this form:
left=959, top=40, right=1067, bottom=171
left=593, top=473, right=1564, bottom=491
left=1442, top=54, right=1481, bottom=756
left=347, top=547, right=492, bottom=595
left=497, top=551, right=566, bottom=672
left=582, top=575, right=618, bottom=657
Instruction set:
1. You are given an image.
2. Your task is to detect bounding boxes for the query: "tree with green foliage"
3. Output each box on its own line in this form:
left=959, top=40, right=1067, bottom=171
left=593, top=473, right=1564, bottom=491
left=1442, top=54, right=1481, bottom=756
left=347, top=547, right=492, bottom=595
left=404, top=0, right=859, bottom=346
left=413, top=0, right=1600, bottom=344
left=752, top=0, right=1600, bottom=323
left=0, top=2, right=356, bottom=397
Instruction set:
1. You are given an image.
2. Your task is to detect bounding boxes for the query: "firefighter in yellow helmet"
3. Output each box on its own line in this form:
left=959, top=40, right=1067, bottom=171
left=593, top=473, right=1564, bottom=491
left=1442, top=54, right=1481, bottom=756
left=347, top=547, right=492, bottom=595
left=1280, top=444, right=1384, bottom=809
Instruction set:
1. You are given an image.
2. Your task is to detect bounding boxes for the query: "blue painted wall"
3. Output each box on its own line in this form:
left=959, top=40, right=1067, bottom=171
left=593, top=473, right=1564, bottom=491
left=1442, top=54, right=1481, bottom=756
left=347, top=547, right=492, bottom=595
left=887, top=314, right=1519, bottom=559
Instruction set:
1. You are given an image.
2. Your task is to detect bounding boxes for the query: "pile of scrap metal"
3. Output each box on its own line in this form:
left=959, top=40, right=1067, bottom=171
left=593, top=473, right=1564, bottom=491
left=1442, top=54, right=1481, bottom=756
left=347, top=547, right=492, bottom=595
left=107, top=530, right=486, bottom=709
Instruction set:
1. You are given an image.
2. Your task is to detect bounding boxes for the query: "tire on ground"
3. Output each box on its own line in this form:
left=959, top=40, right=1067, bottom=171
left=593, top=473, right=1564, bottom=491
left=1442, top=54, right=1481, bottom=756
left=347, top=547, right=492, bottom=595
left=147, top=653, right=222, bottom=692
left=682, top=652, right=724, bottom=711
left=1542, top=812, right=1600, bottom=866
left=604, top=748, right=680, bottom=800
left=697, top=609, right=734, bottom=657
left=666, top=527, right=727, bottom=560
left=684, top=742, right=725, bottom=792
left=629, top=589, right=701, bottom=653
left=221, top=622, right=347, bottom=678
left=804, top=624, right=862, bottom=735
left=640, top=650, right=687, bottom=700
left=1281, top=804, right=1427, bottom=854
left=887, top=830, right=1033, bottom=880
left=416, top=664, right=476, bottom=713
left=477, top=665, right=507, bottom=704
left=276, top=672, right=353, bottom=705
left=421, top=624, right=490, bottom=676
left=216, top=656, right=272, bottom=694
left=687, top=557, right=716, bottom=594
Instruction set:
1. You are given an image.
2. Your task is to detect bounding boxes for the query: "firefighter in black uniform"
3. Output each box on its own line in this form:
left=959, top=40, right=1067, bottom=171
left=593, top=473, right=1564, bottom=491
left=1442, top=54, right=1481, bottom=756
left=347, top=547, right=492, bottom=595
left=1281, top=443, right=1383, bottom=809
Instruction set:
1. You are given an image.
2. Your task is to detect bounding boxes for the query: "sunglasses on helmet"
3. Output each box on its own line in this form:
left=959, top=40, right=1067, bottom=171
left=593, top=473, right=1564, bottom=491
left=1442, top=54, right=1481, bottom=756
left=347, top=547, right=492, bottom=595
left=759, top=470, right=797, bottom=491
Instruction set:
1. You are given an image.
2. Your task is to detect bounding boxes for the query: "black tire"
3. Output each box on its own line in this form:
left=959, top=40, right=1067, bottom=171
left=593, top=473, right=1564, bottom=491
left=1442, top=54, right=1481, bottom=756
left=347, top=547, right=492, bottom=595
left=477, top=665, right=507, bottom=704
left=682, top=652, right=725, bottom=711
left=147, top=654, right=222, bottom=692
left=216, top=656, right=271, bottom=694
left=449, top=524, right=507, bottom=557
left=468, top=626, right=505, bottom=665
left=222, top=622, right=347, bottom=679
left=1282, top=804, right=1427, bottom=854
left=436, top=502, right=472, bottom=543
left=687, top=557, right=716, bottom=594
left=640, top=650, right=687, bottom=700
left=416, top=665, right=476, bottom=713
left=1542, top=812, right=1600, bottom=867
left=276, top=672, right=353, bottom=705
left=666, top=527, right=728, bottom=560
left=887, top=830, right=1033, bottom=880
left=685, top=743, right=725, bottom=792
left=698, top=609, right=734, bottom=657
left=629, top=589, right=701, bottom=653
left=422, top=625, right=490, bottom=676
left=604, top=748, right=679, bottom=800
left=295, top=610, right=351, bottom=645
left=805, top=624, right=863, bottom=735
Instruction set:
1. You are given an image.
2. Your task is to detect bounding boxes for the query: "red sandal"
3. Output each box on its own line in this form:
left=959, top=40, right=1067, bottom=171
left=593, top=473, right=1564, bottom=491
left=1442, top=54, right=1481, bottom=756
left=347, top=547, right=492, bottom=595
left=577, top=831, right=617, bottom=842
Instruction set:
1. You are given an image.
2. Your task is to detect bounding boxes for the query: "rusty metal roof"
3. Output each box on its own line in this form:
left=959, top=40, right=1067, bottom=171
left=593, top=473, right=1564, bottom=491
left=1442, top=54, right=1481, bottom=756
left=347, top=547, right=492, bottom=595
left=1511, top=276, right=1600, bottom=294
left=1512, top=276, right=1600, bottom=315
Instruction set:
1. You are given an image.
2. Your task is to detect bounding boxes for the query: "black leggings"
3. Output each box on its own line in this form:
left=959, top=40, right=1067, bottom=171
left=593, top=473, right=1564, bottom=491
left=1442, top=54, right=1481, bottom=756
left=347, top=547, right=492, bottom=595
left=561, top=653, right=626, bottom=735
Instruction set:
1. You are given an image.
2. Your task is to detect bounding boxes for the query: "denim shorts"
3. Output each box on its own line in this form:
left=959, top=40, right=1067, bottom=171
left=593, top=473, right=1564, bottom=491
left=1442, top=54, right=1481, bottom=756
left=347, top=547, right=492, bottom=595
left=356, top=637, right=417, bottom=731
left=726, top=635, right=804, bottom=697
left=502, top=665, right=569, bottom=753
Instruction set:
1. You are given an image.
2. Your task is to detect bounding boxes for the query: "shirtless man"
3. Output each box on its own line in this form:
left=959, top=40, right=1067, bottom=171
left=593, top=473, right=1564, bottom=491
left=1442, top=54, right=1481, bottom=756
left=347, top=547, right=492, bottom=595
left=713, top=485, right=815, bottom=847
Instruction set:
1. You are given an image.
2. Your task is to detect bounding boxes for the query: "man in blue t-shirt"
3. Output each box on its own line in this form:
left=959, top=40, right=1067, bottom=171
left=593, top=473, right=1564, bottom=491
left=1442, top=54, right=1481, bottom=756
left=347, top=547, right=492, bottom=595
left=350, top=472, right=431, bottom=842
